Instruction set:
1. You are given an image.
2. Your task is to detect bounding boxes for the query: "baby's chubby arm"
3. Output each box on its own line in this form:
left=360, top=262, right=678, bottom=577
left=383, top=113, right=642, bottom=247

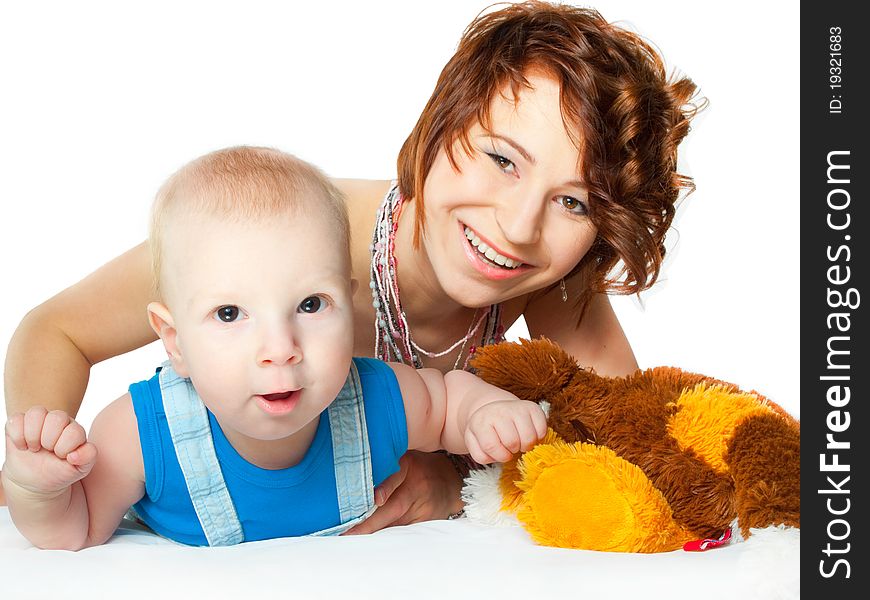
left=389, top=364, right=547, bottom=464
left=2, top=394, right=145, bottom=550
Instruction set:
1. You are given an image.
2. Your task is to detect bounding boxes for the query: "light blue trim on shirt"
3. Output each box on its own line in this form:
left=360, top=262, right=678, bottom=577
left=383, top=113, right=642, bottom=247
left=159, top=364, right=244, bottom=546
left=158, top=360, right=377, bottom=545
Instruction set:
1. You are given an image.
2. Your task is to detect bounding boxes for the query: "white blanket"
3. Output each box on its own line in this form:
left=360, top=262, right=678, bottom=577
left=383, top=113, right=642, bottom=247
left=1, top=507, right=798, bottom=600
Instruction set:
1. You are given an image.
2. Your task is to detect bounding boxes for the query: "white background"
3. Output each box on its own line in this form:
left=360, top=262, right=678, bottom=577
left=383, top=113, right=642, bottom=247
left=0, top=0, right=800, bottom=468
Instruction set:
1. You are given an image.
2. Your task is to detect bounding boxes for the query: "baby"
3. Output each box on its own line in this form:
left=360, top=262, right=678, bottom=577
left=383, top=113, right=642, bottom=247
left=2, top=146, right=546, bottom=548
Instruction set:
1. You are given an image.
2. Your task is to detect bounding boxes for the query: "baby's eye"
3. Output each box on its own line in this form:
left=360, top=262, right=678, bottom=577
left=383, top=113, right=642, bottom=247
left=214, top=305, right=244, bottom=323
left=558, top=196, right=589, bottom=216
left=298, top=296, right=327, bottom=314
left=486, top=153, right=516, bottom=174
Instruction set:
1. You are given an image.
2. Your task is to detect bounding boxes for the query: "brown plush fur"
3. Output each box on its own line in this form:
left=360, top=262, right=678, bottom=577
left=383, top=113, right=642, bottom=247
left=727, top=414, right=801, bottom=533
left=471, top=338, right=800, bottom=540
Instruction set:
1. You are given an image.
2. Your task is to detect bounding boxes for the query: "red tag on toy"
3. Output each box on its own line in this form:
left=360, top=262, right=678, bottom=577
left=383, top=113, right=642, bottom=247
left=683, top=528, right=732, bottom=551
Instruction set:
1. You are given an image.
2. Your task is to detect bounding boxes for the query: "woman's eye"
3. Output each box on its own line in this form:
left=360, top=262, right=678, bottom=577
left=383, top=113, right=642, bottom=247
left=214, top=305, right=243, bottom=323
left=559, top=196, right=588, bottom=215
left=298, top=296, right=326, bottom=314
left=487, top=153, right=516, bottom=174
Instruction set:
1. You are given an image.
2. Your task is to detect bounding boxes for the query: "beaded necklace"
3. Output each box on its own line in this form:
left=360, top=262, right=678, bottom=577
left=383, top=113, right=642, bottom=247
left=369, top=183, right=504, bottom=370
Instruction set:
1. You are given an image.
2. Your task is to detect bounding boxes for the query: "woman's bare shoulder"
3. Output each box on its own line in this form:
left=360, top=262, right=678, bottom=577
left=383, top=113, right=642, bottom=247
left=335, top=179, right=393, bottom=281
left=332, top=178, right=392, bottom=211
left=524, top=291, right=638, bottom=377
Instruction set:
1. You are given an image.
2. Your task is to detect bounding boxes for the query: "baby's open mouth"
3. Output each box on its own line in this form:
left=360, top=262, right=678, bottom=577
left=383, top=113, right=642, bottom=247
left=261, top=391, right=295, bottom=402
left=256, top=389, right=301, bottom=415
left=464, top=226, right=521, bottom=269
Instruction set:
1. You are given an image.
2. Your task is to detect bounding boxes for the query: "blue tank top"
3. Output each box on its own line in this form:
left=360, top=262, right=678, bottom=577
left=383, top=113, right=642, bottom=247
left=130, top=357, right=408, bottom=545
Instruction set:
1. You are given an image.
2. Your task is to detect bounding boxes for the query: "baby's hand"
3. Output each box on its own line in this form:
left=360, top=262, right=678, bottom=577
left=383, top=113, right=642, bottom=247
left=464, top=400, right=547, bottom=464
left=3, top=407, right=97, bottom=495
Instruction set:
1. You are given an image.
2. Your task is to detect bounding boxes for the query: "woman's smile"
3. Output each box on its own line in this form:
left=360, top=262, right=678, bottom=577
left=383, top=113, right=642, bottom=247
left=463, top=225, right=524, bottom=269
left=459, top=222, right=532, bottom=281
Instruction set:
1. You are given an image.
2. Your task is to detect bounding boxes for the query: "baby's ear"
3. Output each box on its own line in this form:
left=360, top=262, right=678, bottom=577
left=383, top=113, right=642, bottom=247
left=147, top=302, right=189, bottom=377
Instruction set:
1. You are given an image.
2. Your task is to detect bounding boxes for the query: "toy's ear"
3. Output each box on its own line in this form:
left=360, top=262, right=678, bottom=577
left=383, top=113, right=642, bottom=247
left=471, top=338, right=581, bottom=402
left=147, top=302, right=189, bottom=377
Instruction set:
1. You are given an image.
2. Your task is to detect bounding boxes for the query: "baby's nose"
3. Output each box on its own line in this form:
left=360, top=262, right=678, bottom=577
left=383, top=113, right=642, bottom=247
left=257, top=327, right=302, bottom=366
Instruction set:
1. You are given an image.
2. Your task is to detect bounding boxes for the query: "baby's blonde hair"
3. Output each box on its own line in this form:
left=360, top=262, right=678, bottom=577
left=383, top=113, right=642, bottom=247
left=149, top=146, right=349, bottom=294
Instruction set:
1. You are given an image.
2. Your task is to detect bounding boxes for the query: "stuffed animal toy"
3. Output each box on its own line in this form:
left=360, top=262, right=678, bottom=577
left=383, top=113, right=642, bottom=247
left=460, top=338, right=800, bottom=553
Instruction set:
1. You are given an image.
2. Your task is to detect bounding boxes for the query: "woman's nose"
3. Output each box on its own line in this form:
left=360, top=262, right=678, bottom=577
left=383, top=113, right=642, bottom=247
left=257, top=324, right=302, bottom=366
left=495, top=190, right=546, bottom=246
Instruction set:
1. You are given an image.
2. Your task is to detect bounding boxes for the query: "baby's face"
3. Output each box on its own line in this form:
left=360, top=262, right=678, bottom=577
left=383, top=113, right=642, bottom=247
left=159, top=208, right=354, bottom=448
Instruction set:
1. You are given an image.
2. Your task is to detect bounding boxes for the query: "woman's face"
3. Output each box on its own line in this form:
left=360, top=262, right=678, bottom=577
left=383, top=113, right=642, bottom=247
left=420, top=72, right=597, bottom=308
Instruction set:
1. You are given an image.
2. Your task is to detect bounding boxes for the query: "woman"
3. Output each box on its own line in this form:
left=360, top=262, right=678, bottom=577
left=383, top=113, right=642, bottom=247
left=2, top=2, right=700, bottom=527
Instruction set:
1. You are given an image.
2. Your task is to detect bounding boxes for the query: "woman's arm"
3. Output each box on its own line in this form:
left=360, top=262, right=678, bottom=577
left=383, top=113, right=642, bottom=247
left=4, top=242, right=158, bottom=416
left=523, top=285, right=639, bottom=377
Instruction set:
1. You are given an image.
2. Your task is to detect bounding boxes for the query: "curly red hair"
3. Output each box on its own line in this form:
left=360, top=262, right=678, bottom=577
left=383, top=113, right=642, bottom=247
left=397, top=1, right=703, bottom=313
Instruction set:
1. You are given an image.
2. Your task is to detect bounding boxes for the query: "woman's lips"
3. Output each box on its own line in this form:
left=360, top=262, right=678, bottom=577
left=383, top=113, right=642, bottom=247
left=255, top=390, right=301, bottom=415
left=459, top=223, right=530, bottom=281
left=463, top=225, right=523, bottom=267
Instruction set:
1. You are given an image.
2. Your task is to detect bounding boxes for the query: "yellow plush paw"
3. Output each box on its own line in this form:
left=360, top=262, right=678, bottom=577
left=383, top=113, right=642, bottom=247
left=498, top=428, right=562, bottom=513
left=514, top=441, right=691, bottom=552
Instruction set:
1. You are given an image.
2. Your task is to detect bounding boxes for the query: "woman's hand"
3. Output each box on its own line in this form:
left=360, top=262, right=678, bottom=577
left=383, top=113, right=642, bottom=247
left=343, top=450, right=464, bottom=534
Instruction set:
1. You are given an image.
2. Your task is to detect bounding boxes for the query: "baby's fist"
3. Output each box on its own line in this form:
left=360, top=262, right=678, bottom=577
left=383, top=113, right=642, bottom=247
left=4, top=407, right=97, bottom=494
left=464, top=400, right=547, bottom=464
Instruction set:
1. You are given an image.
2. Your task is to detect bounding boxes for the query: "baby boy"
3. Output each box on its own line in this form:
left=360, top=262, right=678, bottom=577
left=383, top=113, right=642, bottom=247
left=2, top=146, right=546, bottom=548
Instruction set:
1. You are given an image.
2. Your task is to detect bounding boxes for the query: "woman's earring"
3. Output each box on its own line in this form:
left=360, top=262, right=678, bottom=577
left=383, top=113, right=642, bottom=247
left=560, top=279, right=568, bottom=302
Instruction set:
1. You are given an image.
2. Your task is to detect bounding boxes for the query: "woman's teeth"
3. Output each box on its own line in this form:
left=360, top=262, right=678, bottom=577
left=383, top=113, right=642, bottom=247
left=464, top=227, right=520, bottom=269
